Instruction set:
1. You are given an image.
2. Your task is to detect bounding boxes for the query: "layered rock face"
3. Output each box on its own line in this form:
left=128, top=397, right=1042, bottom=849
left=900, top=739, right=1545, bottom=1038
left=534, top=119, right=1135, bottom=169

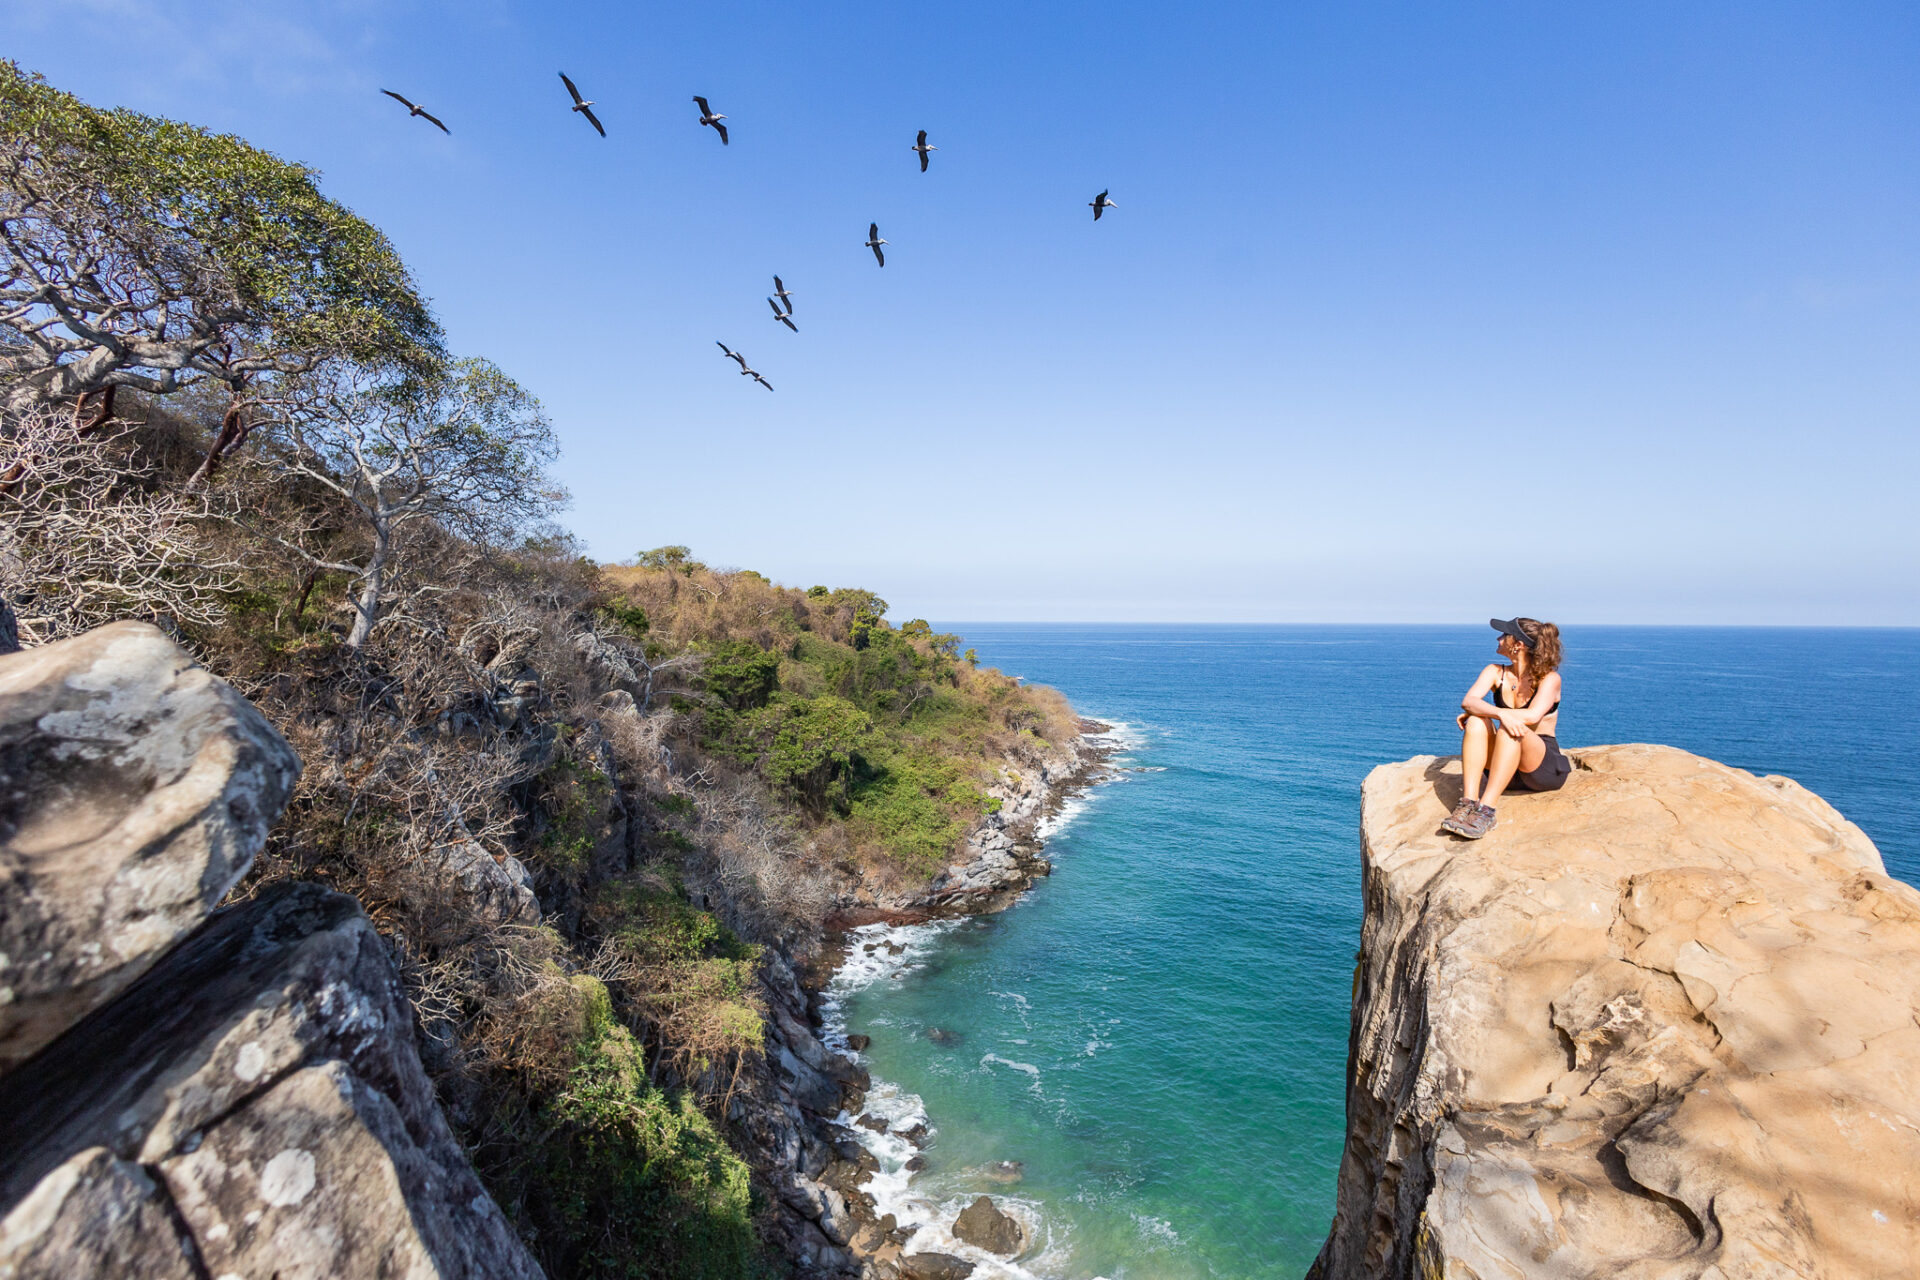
left=0, top=624, right=541, bottom=1279
left=1310, top=743, right=1920, bottom=1280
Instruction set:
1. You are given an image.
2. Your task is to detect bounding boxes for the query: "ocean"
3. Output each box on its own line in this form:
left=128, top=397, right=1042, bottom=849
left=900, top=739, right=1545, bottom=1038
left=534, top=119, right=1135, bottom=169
left=821, top=626, right=1920, bottom=1279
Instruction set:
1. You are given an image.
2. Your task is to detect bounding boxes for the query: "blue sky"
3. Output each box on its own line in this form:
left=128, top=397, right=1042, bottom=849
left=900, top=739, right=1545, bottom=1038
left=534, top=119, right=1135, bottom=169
left=11, top=1, right=1919, bottom=623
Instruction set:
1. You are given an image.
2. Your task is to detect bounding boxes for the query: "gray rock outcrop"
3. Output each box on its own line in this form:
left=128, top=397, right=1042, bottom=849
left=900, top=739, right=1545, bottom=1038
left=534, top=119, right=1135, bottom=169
left=0, top=624, right=543, bottom=1280
left=900, top=1253, right=976, bottom=1280
left=1309, top=743, right=1920, bottom=1280
left=0, top=621, right=301, bottom=1070
left=951, top=1194, right=1024, bottom=1256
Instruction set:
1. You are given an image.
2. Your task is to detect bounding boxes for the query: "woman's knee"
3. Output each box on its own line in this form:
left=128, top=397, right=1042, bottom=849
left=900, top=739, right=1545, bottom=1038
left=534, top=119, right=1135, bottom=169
left=1517, top=731, right=1547, bottom=772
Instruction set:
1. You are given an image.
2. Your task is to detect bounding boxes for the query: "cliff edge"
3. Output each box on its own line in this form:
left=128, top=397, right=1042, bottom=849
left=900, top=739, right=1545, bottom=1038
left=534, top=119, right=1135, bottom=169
left=1310, top=743, right=1920, bottom=1280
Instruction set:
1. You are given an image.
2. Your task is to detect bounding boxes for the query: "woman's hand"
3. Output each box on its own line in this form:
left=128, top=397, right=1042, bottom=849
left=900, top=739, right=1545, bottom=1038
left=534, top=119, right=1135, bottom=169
left=1494, top=711, right=1526, bottom=738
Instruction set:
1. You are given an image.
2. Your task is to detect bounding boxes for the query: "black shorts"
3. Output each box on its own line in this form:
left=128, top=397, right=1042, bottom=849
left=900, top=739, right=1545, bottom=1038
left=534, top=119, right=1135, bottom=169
left=1510, top=734, right=1571, bottom=792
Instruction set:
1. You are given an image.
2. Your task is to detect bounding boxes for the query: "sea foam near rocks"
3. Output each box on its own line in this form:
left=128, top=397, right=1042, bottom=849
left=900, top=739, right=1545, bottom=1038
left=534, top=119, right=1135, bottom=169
left=816, top=715, right=1132, bottom=1279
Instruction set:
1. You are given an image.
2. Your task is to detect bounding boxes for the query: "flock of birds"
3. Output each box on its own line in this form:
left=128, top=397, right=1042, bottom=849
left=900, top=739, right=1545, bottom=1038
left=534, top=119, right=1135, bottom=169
left=381, top=72, right=1118, bottom=393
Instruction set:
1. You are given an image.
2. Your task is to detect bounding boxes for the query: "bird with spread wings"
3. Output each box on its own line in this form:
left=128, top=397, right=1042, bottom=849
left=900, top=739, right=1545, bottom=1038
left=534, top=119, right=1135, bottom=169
left=380, top=90, right=449, bottom=134
left=693, top=97, right=729, bottom=145
left=559, top=73, right=605, bottom=137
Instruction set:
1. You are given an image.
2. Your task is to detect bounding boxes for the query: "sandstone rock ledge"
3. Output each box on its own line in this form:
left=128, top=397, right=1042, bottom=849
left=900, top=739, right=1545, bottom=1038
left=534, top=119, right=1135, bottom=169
left=1309, top=743, right=1920, bottom=1280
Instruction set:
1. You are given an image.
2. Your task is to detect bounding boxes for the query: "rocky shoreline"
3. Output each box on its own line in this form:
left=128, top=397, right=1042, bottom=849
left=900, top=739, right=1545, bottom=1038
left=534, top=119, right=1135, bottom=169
left=733, top=719, right=1120, bottom=1279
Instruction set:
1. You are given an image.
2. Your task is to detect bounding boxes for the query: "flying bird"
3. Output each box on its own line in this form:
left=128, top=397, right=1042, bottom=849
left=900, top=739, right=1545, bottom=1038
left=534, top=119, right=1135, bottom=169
left=716, top=341, right=749, bottom=369
left=380, top=90, right=449, bottom=134
left=1089, top=189, right=1117, bottom=220
left=559, top=72, right=605, bottom=137
left=693, top=96, right=729, bottom=145
left=767, top=297, right=798, bottom=332
left=865, top=222, right=887, bottom=267
left=752, top=372, right=774, bottom=391
left=772, top=275, right=794, bottom=313
left=912, top=129, right=937, bottom=172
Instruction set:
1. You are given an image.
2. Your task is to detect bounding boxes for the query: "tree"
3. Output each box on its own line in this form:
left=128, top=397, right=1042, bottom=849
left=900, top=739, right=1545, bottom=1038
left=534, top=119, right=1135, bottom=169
left=764, top=695, right=872, bottom=811
left=636, top=546, right=705, bottom=575
left=258, top=357, right=565, bottom=648
left=0, top=62, right=441, bottom=413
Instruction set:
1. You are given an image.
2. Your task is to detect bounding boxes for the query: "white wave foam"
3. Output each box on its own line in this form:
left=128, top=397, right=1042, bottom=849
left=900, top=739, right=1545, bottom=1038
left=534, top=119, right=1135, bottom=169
left=980, top=1053, right=1045, bottom=1096
left=818, top=919, right=963, bottom=1057
left=1131, top=1211, right=1181, bottom=1247
left=809, top=733, right=1140, bottom=1280
left=1078, top=714, right=1146, bottom=752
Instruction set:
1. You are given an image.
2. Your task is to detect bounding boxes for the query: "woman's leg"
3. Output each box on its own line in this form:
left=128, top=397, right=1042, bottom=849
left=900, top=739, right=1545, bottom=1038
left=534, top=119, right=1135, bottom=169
left=1483, top=727, right=1547, bottom=801
left=1460, top=716, right=1492, bottom=802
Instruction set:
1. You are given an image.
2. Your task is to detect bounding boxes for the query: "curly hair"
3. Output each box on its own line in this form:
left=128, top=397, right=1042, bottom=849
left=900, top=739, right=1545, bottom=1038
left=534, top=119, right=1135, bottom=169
left=1515, top=618, right=1562, bottom=679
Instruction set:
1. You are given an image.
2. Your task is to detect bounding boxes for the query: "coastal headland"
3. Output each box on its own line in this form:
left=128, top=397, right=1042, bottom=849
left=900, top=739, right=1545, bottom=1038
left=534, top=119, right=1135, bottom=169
left=0, top=615, right=1113, bottom=1280
left=1310, top=743, right=1920, bottom=1279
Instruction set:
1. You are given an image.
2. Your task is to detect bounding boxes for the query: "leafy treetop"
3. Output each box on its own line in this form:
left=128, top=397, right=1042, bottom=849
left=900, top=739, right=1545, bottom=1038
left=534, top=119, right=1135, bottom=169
left=0, top=61, right=443, bottom=406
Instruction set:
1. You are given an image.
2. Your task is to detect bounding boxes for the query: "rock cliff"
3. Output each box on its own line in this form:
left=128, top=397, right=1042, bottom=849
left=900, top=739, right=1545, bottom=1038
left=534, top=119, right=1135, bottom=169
left=1310, top=743, right=1920, bottom=1280
left=0, top=624, right=541, bottom=1279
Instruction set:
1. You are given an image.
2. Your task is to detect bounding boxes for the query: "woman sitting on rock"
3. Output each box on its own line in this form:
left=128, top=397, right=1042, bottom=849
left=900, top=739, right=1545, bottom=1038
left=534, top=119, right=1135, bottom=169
left=1442, top=617, right=1568, bottom=838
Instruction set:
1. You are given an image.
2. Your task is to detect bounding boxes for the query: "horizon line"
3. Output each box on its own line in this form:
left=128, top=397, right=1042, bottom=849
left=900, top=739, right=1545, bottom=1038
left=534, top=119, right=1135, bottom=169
left=923, top=620, right=1920, bottom=631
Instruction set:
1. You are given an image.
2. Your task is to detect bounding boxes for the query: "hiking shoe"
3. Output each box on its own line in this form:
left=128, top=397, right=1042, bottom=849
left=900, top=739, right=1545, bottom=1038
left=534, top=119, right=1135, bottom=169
left=1456, top=802, right=1497, bottom=840
left=1439, top=796, right=1478, bottom=835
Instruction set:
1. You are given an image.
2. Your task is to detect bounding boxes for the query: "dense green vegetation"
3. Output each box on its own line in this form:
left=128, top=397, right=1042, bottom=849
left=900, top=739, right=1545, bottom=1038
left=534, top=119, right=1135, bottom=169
left=484, top=977, right=771, bottom=1280
left=609, top=560, right=1076, bottom=876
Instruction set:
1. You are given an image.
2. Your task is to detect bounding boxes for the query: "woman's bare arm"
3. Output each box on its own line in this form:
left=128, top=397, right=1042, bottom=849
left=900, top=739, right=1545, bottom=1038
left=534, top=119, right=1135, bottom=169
left=1460, top=664, right=1528, bottom=737
left=1460, top=664, right=1504, bottom=719
left=1511, top=670, right=1562, bottom=728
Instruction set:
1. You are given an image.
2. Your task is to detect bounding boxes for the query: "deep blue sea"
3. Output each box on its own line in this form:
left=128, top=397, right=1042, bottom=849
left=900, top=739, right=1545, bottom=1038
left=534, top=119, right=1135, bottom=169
left=822, top=626, right=1920, bottom=1279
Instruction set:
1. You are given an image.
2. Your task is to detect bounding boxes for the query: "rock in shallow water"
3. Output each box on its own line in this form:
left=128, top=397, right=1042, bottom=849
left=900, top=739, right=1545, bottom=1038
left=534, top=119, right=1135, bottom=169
left=951, top=1193, right=1024, bottom=1256
left=0, top=621, right=301, bottom=1072
left=900, top=1252, right=975, bottom=1280
left=1309, top=742, right=1920, bottom=1280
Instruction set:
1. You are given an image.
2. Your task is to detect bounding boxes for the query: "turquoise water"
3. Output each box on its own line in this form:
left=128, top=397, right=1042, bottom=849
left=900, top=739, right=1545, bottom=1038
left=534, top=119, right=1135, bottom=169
left=825, top=626, right=1920, bottom=1279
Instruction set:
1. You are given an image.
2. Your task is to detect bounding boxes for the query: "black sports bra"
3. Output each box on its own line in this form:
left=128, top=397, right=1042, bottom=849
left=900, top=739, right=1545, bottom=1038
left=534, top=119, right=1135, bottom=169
left=1492, top=670, right=1560, bottom=715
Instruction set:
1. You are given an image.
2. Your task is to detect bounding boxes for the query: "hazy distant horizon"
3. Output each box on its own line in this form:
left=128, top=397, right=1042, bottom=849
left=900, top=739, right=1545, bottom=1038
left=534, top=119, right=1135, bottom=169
left=926, top=620, right=1920, bottom=630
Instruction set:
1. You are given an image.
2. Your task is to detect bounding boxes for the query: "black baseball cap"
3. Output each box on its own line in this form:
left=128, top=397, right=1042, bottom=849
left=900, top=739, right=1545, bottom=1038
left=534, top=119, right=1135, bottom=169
left=1490, top=618, right=1536, bottom=649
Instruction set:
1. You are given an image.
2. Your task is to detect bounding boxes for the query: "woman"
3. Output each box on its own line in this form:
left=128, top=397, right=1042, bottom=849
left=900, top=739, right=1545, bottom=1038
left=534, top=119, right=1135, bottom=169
left=1442, top=617, right=1568, bottom=839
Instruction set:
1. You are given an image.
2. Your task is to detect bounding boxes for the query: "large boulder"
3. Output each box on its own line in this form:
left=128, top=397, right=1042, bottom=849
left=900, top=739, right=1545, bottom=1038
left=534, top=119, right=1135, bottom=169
left=900, top=1253, right=975, bottom=1280
left=1309, top=743, right=1920, bottom=1280
left=0, top=880, right=543, bottom=1279
left=951, top=1194, right=1025, bottom=1256
left=0, top=621, right=300, bottom=1070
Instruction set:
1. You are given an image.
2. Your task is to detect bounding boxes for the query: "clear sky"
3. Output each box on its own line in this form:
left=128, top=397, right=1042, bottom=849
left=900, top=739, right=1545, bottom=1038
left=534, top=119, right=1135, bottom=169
left=10, top=1, right=1919, bottom=623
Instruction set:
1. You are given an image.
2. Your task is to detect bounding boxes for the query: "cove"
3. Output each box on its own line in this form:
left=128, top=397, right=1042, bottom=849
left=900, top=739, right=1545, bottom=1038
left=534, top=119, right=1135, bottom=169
left=824, top=624, right=1920, bottom=1279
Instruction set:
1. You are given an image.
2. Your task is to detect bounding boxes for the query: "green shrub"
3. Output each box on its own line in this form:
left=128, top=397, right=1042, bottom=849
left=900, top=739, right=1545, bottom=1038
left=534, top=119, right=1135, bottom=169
left=849, top=750, right=994, bottom=873
left=701, top=641, right=780, bottom=712
left=519, top=977, right=775, bottom=1280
